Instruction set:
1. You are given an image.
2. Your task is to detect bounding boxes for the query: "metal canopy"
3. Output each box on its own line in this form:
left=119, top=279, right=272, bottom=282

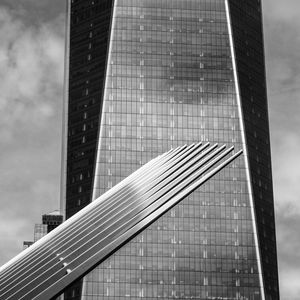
left=0, top=143, right=242, bottom=300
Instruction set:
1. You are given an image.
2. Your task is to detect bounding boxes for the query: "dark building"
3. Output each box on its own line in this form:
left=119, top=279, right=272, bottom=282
left=22, top=241, right=34, bottom=250
left=42, top=211, right=64, bottom=233
left=22, top=211, right=63, bottom=249
left=33, top=211, right=64, bottom=242
left=61, top=0, right=279, bottom=299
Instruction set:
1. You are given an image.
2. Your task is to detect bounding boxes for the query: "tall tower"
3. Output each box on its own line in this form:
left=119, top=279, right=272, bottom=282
left=62, top=0, right=279, bottom=299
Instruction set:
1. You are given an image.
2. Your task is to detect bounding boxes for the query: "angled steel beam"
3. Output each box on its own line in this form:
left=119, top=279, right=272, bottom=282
left=0, top=144, right=242, bottom=300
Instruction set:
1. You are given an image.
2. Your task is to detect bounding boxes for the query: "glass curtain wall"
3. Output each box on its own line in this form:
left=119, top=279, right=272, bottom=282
left=82, top=0, right=262, bottom=299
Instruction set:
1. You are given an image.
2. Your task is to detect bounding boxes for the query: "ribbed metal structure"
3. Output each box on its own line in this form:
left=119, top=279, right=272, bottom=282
left=0, top=143, right=242, bottom=300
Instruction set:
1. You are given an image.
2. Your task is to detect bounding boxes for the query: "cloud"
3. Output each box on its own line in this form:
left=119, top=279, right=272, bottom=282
left=271, top=132, right=300, bottom=216
left=279, top=269, right=300, bottom=300
left=263, top=0, right=300, bottom=217
left=275, top=214, right=300, bottom=300
left=0, top=7, right=65, bottom=143
left=0, top=0, right=65, bottom=23
left=264, top=0, right=300, bottom=23
left=264, top=0, right=300, bottom=91
left=0, top=5, right=65, bottom=264
left=263, top=1, right=300, bottom=299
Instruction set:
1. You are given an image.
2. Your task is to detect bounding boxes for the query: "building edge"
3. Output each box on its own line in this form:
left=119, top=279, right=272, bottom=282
left=260, top=3, right=280, bottom=292
left=91, top=0, right=117, bottom=202
left=227, top=1, right=280, bottom=298
left=225, top=1, right=266, bottom=299
left=60, top=0, right=71, bottom=221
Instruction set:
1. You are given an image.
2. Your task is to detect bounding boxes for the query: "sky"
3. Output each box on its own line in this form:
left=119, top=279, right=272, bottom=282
left=0, top=1, right=299, bottom=299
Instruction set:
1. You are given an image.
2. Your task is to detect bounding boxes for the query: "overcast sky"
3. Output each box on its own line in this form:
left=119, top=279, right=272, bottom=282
left=0, top=1, right=299, bottom=299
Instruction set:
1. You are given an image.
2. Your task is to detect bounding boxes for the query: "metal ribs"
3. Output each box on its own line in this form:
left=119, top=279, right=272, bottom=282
left=0, top=143, right=242, bottom=300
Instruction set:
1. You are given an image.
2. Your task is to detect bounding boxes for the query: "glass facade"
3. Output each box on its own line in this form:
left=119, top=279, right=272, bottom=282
left=33, top=224, right=48, bottom=242
left=64, top=0, right=279, bottom=299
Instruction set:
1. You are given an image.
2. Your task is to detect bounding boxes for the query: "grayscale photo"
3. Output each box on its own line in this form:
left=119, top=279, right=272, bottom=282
left=0, top=1, right=298, bottom=299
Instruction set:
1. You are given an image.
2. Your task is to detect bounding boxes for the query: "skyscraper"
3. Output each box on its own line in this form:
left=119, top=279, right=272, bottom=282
left=22, top=211, right=63, bottom=246
left=61, top=0, right=279, bottom=299
left=42, top=211, right=64, bottom=233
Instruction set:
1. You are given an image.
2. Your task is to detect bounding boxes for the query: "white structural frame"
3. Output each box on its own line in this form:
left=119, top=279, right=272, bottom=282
left=92, top=0, right=118, bottom=201
left=0, top=143, right=242, bottom=300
